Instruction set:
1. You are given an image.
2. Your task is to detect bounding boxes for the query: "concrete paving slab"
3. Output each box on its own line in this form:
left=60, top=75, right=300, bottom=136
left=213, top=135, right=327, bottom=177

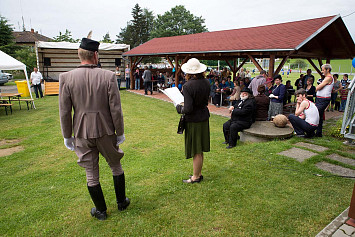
left=316, top=208, right=349, bottom=237
left=332, top=229, right=350, bottom=236
left=315, top=162, right=355, bottom=178
left=295, top=142, right=329, bottom=152
left=278, top=147, right=318, bottom=162
left=327, top=154, right=355, bottom=166
left=339, top=224, right=355, bottom=235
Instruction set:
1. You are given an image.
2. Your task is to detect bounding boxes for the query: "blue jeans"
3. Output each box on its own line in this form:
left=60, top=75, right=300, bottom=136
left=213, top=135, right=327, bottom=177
left=289, top=114, right=317, bottom=137
left=135, top=79, right=140, bottom=90
left=340, top=99, right=347, bottom=111
left=126, top=77, right=130, bottom=89
left=315, top=97, right=331, bottom=136
left=117, top=79, right=121, bottom=90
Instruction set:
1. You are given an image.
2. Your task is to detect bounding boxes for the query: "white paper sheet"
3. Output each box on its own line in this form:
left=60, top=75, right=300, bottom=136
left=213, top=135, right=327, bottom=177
left=160, top=87, right=184, bottom=106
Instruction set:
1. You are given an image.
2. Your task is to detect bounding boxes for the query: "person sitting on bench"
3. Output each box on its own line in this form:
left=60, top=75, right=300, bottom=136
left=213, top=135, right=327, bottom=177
left=288, top=88, right=319, bottom=138
left=222, top=88, right=256, bottom=149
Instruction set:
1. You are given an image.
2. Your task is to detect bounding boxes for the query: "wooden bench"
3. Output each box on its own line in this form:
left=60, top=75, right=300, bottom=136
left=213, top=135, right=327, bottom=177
left=0, top=103, right=13, bottom=115
left=11, top=98, right=34, bottom=110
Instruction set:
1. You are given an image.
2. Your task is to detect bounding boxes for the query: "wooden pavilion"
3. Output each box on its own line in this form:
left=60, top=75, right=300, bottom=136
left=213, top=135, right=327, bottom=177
left=123, top=15, right=355, bottom=88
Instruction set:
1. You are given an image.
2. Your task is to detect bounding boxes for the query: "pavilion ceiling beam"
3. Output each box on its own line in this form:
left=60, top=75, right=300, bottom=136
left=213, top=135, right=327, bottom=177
left=274, top=56, right=289, bottom=76
left=247, top=54, right=263, bottom=72
left=306, top=58, right=322, bottom=76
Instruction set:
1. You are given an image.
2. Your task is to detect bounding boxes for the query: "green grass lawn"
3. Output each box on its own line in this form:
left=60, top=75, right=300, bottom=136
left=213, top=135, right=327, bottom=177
left=0, top=91, right=354, bottom=236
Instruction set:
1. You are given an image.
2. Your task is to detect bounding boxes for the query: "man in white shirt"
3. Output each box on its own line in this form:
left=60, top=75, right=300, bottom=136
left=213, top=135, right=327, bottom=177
left=288, top=88, right=319, bottom=138
left=30, top=67, right=43, bottom=98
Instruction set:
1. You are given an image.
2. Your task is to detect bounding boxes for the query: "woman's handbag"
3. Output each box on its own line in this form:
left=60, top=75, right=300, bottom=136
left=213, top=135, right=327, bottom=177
left=177, top=115, right=185, bottom=134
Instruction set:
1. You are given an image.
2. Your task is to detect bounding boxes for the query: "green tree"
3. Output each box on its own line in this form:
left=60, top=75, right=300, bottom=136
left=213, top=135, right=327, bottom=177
left=150, top=5, right=207, bottom=39
left=102, top=32, right=113, bottom=43
left=14, top=46, right=36, bottom=73
left=53, top=29, right=79, bottom=43
left=290, top=59, right=308, bottom=69
left=116, top=4, right=154, bottom=48
left=0, top=15, right=18, bottom=55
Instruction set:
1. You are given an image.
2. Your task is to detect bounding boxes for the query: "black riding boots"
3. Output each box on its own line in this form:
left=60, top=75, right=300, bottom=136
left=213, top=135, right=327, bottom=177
left=113, top=173, right=130, bottom=211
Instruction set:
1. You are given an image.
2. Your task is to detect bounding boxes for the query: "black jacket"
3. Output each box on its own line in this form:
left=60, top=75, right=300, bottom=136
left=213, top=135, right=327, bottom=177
left=176, top=78, right=210, bottom=122
left=231, top=97, right=256, bottom=123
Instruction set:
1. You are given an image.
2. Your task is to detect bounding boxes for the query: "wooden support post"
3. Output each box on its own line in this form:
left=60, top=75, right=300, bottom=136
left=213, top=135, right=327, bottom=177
left=235, top=58, right=248, bottom=74
left=175, top=55, right=179, bottom=87
left=247, top=54, right=263, bottom=72
left=326, top=58, right=330, bottom=64
left=268, top=54, right=275, bottom=78
left=233, top=59, right=237, bottom=80
left=306, top=58, right=322, bottom=76
left=225, top=60, right=234, bottom=73
left=274, top=56, right=289, bottom=76
left=317, top=58, right=323, bottom=68
left=129, top=58, right=134, bottom=89
left=166, top=56, right=174, bottom=68
left=349, top=183, right=355, bottom=219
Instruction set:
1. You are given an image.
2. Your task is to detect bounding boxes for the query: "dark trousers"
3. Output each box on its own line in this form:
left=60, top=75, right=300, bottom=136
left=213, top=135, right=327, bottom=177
left=144, top=81, right=152, bottom=94
left=117, top=79, right=121, bottom=90
left=126, top=77, right=130, bottom=89
left=315, top=97, right=330, bottom=136
left=33, top=84, right=43, bottom=98
left=288, top=114, right=317, bottom=137
left=223, top=120, right=251, bottom=146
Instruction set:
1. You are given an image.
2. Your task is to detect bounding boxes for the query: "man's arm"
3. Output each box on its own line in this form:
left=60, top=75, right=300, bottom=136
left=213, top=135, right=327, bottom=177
left=59, top=74, right=73, bottom=138
left=295, top=100, right=308, bottom=116
left=316, top=76, right=332, bottom=91
left=108, top=73, right=124, bottom=136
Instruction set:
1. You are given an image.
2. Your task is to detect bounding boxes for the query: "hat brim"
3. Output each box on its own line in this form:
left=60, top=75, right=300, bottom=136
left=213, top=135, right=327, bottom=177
left=181, top=63, right=207, bottom=74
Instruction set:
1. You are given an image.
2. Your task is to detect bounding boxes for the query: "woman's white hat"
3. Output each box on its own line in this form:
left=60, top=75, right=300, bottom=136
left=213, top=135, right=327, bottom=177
left=181, top=58, right=207, bottom=74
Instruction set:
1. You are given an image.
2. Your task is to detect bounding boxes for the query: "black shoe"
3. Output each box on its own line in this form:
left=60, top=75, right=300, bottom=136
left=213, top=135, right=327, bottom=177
left=315, top=134, right=323, bottom=137
left=183, top=176, right=202, bottom=183
left=117, top=197, right=130, bottom=211
left=90, top=207, right=107, bottom=220
left=296, top=134, right=305, bottom=138
left=222, top=141, right=228, bottom=144
left=189, top=175, right=203, bottom=180
left=226, top=145, right=236, bottom=149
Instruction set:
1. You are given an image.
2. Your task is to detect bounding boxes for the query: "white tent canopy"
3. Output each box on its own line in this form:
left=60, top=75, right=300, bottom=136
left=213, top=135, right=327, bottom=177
left=0, top=50, right=35, bottom=108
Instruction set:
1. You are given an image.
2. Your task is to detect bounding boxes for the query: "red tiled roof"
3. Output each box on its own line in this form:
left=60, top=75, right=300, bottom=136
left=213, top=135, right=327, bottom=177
left=124, top=15, right=337, bottom=56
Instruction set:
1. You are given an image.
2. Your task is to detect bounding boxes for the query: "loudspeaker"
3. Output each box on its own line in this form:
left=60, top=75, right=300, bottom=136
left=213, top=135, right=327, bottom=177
left=115, top=58, right=121, bottom=66
left=44, top=57, right=51, bottom=66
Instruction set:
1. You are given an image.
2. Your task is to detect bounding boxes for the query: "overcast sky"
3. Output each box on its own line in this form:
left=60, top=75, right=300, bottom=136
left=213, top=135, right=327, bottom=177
left=0, top=0, right=354, bottom=43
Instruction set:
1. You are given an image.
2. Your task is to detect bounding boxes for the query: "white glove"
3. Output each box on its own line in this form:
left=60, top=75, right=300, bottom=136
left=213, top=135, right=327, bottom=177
left=269, top=94, right=275, bottom=98
left=116, top=134, right=125, bottom=146
left=64, top=137, right=75, bottom=151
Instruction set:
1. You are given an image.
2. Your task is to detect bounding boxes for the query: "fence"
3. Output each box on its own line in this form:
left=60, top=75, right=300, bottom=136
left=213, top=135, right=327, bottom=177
left=341, top=79, right=355, bottom=140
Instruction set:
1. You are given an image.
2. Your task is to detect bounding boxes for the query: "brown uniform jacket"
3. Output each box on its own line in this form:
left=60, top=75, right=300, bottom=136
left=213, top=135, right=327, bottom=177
left=59, top=64, right=124, bottom=139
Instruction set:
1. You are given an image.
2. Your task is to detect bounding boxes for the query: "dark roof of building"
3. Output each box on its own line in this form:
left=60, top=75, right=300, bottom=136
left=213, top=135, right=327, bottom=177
left=13, top=30, right=52, bottom=43
left=124, top=15, right=355, bottom=59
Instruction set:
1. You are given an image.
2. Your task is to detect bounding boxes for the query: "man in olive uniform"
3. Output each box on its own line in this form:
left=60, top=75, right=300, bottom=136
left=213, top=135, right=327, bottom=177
left=59, top=37, right=130, bottom=220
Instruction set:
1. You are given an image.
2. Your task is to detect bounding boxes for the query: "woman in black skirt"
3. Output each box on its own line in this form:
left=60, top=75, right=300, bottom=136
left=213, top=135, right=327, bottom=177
left=176, top=58, right=211, bottom=184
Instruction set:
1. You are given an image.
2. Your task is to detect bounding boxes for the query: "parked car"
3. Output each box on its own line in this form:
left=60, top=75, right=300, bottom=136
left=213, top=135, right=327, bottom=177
left=0, top=71, right=9, bottom=85
left=0, top=70, right=13, bottom=80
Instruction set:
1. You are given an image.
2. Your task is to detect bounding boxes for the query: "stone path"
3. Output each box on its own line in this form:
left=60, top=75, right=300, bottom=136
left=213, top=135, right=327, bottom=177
left=277, top=141, right=355, bottom=236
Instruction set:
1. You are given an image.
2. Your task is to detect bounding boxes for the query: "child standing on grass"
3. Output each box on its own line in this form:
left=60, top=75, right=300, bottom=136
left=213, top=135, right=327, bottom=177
left=339, top=82, right=350, bottom=112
